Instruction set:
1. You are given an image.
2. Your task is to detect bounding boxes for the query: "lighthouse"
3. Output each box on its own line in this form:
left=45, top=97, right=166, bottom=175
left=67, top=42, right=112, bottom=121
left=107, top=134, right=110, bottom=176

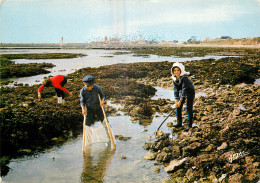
left=60, top=36, right=63, bottom=47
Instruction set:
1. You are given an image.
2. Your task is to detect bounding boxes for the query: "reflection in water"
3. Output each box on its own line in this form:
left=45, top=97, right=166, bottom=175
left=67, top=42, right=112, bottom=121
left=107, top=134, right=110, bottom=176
left=81, top=145, right=115, bottom=183
left=138, top=117, right=154, bottom=126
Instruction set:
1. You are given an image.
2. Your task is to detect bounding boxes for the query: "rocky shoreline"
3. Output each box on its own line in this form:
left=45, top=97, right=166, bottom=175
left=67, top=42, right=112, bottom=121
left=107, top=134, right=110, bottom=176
left=1, top=48, right=259, bottom=181
left=143, top=82, right=259, bottom=183
left=137, top=58, right=259, bottom=182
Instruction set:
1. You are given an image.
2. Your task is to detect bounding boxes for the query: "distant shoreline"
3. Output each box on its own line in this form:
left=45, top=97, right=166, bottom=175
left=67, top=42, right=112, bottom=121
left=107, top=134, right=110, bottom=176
left=1, top=43, right=259, bottom=49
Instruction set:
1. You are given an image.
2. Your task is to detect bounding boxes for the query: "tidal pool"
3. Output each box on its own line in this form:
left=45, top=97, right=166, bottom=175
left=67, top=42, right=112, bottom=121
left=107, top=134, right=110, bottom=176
left=2, top=114, right=175, bottom=183
left=2, top=86, right=205, bottom=183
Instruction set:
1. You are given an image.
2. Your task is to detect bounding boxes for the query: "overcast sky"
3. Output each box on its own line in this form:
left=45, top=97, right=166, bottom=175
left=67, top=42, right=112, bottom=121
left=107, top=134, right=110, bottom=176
left=0, top=0, right=259, bottom=43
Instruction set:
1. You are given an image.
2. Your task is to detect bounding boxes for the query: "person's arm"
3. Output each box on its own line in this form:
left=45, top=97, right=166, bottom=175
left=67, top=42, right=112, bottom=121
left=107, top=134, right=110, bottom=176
left=177, top=77, right=188, bottom=107
left=173, top=82, right=180, bottom=108
left=55, top=84, right=72, bottom=95
left=80, top=89, right=86, bottom=116
left=38, top=84, right=45, bottom=99
left=97, top=86, right=105, bottom=107
left=81, top=105, right=87, bottom=116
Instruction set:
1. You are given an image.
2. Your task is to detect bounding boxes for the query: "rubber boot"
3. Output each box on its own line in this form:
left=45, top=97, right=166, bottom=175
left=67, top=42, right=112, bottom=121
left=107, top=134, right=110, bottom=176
left=62, top=99, right=65, bottom=105
left=57, top=97, right=62, bottom=104
left=173, top=120, right=182, bottom=128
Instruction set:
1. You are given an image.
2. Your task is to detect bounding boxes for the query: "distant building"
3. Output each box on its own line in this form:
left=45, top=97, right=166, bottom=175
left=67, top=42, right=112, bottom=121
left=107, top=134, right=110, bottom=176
left=109, top=38, right=121, bottom=44
left=60, top=37, right=63, bottom=46
left=220, top=36, right=232, bottom=39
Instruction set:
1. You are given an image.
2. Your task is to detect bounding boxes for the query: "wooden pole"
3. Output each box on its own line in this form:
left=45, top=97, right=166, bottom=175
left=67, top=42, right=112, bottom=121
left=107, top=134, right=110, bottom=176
left=82, top=105, right=86, bottom=153
left=98, top=94, right=116, bottom=150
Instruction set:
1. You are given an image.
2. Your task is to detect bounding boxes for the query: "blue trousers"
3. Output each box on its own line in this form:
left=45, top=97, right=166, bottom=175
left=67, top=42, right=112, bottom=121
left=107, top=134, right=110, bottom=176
left=176, top=95, right=194, bottom=124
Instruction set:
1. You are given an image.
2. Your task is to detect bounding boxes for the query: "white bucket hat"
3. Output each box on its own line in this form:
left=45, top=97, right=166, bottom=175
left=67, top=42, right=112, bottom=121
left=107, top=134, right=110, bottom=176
left=171, top=62, right=190, bottom=81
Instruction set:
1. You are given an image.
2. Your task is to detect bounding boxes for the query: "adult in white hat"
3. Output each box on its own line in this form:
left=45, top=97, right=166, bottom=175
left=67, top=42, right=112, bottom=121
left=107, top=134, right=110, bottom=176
left=171, top=62, right=195, bottom=131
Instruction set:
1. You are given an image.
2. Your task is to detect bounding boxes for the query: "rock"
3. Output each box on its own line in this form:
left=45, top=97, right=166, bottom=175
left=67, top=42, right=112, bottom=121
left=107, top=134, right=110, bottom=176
left=206, top=106, right=213, bottom=112
left=17, top=149, right=32, bottom=154
left=156, top=152, right=171, bottom=162
left=217, top=142, right=228, bottom=150
left=167, top=122, right=173, bottom=128
left=186, top=168, right=196, bottom=181
left=22, top=103, right=29, bottom=107
left=220, top=125, right=229, bottom=137
left=143, top=143, right=152, bottom=150
left=228, top=173, right=244, bottom=183
left=171, top=146, right=181, bottom=159
left=182, top=142, right=201, bottom=157
left=118, top=156, right=127, bottom=159
left=201, top=116, right=209, bottom=121
left=202, top=144, right=215, bottom=152
left=144, top=152, right=157, bottom=160
left=162, top=178, right=173, bottom=183
left=153, top=167, right=160, bottom=173
left=246, top=114, right=253, bottom=118
left=218, top=174, right=227, bottom=182
left=115, top=135, right=131, bottom=141
left=155, top=130, right=163, bottom=138
left=193, top=154, right=215, bottom=168
left=234, top=83, right=247, bottom=89
left=164, top=158, right=187, bottom=172
left=232, top=108, right=241, bottom=116
left=152, top=140, right=170, bottom=151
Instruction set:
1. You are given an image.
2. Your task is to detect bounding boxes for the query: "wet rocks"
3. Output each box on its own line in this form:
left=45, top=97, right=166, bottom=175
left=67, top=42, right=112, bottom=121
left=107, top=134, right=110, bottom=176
left=144, top=151, right=157, bottom=160
left=164, top=158, right=187, bottom=172
left=115, top=135, right=131, bottom=141
left=182, top=142, right=202, bottom=157
left=144, top=82, right=259, bottom=181
left=153, top=167, right=160, bottom=173
left=217, top=142, right=228, bottom=150
left=118, top=156, right=127, bottom=159
left=156, top=152, right=171, bottom=162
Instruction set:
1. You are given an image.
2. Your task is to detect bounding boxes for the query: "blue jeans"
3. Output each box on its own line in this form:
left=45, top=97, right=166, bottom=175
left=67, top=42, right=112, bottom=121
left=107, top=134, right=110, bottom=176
left=176, top=95, right=194, bottom=124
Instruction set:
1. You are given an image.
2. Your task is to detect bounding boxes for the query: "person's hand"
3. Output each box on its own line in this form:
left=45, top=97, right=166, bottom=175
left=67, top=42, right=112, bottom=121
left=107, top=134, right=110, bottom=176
left=175, top=100, right=179, bottom=108
left=82, top=108, right=87, bottom=116
left=38, top=92, right=41, bottom=100
left=100, top=100, right=105, bottom=107
left=177, top=100, right=182, bottom=108
left=69, top=92, right=73, bottom=96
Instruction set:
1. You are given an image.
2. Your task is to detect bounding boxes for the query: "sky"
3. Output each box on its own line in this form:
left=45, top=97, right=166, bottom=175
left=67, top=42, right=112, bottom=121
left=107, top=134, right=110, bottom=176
left=0, top=0, right=259, bottom=43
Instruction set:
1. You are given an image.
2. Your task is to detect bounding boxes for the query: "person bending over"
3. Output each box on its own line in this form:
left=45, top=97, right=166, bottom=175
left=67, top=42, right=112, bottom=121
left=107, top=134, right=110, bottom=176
left=38, top=75, right=73, bottom=104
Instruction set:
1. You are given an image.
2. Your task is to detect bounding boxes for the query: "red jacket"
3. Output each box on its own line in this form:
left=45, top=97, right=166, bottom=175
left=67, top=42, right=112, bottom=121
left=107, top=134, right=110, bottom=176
left=38, top=75, right=69, bottom=93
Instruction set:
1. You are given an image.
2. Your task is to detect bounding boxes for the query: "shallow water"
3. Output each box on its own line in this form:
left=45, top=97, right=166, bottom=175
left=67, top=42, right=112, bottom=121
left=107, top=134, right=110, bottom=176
left=0, top=48, right=233, bottom=86
left=2, top=114, right=175, bottom=183
left=2, top=86, right=204, bottom=183
left=151, top=86, right=207, bottom=100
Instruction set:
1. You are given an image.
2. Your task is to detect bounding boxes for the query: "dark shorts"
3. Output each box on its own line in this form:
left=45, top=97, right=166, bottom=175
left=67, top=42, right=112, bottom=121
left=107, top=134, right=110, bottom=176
left=86, top=107, right=104, bottom=126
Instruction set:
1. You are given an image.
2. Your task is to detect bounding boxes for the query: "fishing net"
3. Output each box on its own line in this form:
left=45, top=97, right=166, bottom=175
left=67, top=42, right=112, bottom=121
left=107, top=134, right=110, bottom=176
left=84, top=121, right=110, bottom=146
